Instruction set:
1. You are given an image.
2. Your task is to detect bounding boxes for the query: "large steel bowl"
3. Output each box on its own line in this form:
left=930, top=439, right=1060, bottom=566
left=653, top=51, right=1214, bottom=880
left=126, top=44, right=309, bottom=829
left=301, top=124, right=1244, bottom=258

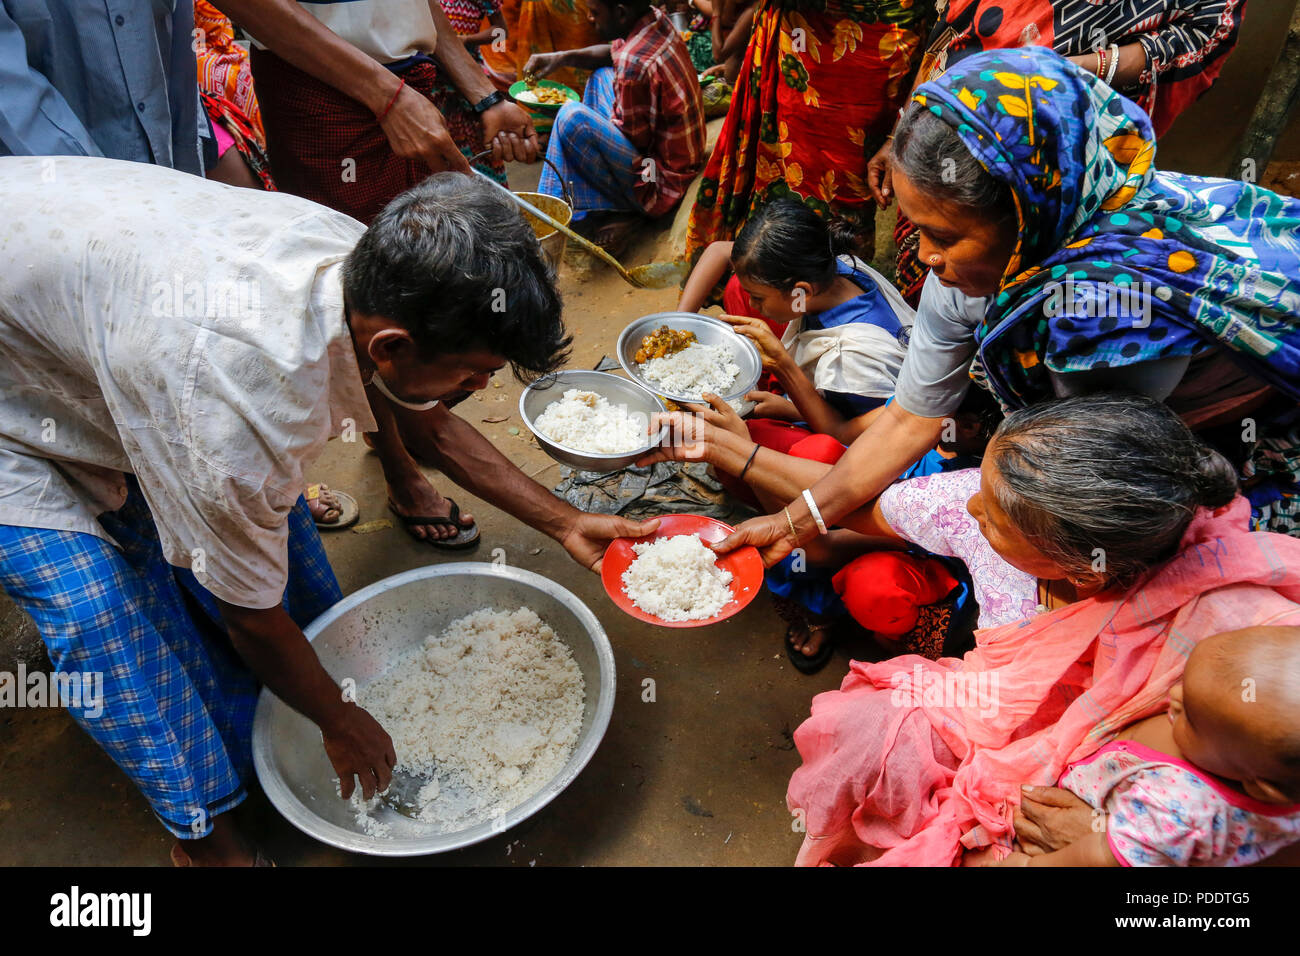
left=617, top=312, right=762, bottom=405
left=520, top=369, right=667, bottom=474
left=252, top=563, right=615, bottom=857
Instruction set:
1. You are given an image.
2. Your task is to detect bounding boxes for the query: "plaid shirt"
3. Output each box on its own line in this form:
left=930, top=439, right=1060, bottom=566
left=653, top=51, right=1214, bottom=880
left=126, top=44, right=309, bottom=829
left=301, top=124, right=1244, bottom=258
left=611, top=8, right=706, bottom=217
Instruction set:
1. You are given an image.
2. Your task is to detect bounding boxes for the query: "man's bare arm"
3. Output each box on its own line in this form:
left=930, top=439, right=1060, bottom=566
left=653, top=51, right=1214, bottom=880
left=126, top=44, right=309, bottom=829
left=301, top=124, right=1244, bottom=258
left=213, top=0, right=401, bottom=115
left=214, top=0, right=473, bottom=171
left=217, top=600, right=396, bottom=799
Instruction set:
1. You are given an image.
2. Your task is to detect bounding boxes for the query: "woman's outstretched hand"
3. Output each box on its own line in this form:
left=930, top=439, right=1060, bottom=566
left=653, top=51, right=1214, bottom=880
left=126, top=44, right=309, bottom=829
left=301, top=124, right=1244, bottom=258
left=712, top=510, right=800, bottom=567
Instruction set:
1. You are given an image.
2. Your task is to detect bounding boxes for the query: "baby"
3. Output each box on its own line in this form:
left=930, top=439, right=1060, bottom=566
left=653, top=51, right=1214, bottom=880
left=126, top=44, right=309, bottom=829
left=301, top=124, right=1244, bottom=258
left=1001, top=626, right=1300, bottom=866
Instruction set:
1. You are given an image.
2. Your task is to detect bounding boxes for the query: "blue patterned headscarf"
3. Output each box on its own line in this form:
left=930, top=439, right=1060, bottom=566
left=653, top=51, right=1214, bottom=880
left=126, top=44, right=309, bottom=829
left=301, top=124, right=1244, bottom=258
left=912, top=46, right=1300, bottom=408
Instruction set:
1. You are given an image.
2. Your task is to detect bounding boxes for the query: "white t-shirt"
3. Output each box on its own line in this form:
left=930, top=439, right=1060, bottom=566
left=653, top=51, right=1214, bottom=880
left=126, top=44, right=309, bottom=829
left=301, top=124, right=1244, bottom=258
left=250, top=0, right=439, bottom=64
left=0, top=156, right=377, bottom=608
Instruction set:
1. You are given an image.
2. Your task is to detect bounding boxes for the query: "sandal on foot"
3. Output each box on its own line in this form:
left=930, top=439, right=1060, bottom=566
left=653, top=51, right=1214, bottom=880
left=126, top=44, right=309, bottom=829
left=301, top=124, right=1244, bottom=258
left=387, top=496, right=481, bottom=550
left=772, top=594, right=836, bottom=675
left=307, top=483, right=359, bottom=530
left=785, top=622, right=834, bottom=675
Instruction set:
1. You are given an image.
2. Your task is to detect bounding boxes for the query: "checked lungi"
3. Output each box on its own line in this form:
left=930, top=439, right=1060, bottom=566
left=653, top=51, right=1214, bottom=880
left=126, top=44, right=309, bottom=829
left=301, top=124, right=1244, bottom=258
left=0, top=478, right=341, bottom=839
left=251, top=49, right=506, bottom=225
left=538, top=67, right=643, bottom=222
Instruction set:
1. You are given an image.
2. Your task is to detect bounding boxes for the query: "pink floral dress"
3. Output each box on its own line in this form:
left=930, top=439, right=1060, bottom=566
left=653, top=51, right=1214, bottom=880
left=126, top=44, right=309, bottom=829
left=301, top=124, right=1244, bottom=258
left=879, top=468, right=1040, bottom=629
left=1061, top=740, right=1300, bottom=866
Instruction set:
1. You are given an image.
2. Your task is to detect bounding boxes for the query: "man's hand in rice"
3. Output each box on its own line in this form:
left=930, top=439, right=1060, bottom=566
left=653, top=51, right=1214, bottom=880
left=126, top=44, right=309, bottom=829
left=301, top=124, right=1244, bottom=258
left=522, top=52, right=565, bottom=80
left=321, top=701, right=398, bottom=801
left=561, top=513, right=662, bottom=571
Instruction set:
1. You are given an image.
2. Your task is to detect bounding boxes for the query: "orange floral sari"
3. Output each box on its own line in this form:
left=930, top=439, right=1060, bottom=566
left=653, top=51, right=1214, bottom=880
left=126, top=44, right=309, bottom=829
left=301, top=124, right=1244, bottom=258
left=483, top=0, right=601, bottom=92
left=685, top=0, right=926, bottom=265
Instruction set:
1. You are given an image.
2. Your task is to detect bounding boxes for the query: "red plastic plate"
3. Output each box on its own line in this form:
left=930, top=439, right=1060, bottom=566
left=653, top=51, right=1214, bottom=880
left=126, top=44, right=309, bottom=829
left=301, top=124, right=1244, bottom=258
left=600, top=514, right=764, bottom=628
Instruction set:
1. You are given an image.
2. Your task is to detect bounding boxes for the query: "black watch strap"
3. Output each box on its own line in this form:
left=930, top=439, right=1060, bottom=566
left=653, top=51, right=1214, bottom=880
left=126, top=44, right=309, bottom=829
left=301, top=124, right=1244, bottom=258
left=472, top=90, right=507, bottom=114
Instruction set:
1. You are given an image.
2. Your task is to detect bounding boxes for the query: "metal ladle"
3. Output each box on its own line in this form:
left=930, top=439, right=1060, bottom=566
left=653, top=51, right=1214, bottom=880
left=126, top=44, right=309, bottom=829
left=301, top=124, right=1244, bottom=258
left=379, top=767, right=434, bottom=820
left=473, top=168, right=689, bottom=290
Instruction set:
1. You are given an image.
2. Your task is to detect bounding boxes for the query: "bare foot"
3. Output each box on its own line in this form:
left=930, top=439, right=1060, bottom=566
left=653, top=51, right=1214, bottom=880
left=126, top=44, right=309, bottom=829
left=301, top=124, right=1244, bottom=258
left=170, top=814, right=258, bottom=867
left=306, top=483, right=342, bottom=524
left=386, top=470, right=475, bottom=542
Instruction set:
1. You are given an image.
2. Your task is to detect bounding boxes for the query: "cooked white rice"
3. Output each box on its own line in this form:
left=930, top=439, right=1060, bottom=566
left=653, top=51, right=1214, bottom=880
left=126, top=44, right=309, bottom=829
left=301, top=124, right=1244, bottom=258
left=638, top=341, right=740, bottom=397
left=534, top=388, right=648, bottom=454
left=621, top=533, right=734, bottom=622
left=358, top=606, right=585, bottom=832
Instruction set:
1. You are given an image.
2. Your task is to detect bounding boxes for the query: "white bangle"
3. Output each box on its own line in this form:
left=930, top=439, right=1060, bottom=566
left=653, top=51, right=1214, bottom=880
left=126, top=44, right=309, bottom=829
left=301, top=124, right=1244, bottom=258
left=1104, top=43, right=1120, bottom=85
left=802, top=488, right=828, bottom=535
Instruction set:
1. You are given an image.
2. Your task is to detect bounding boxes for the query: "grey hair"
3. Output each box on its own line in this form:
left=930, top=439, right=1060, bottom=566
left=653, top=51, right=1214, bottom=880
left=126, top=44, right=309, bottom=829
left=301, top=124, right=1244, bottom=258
left=990, top=394, right=1240, bottom=590
left=343, top=172, right=569, bottom=379
left=891, top=103, right=1015, bottom=220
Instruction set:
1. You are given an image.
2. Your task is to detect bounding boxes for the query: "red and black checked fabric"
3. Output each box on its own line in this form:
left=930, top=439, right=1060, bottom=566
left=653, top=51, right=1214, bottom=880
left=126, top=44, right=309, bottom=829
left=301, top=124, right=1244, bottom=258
left=611, top=8, right=706, bottom=218
left=250, top=49, right=505, bottom=225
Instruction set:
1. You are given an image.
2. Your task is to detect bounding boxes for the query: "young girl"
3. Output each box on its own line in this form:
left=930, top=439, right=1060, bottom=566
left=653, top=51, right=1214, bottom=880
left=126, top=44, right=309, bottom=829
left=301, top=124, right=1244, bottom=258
left=678, top=198, right=914, bottom=453
left=997, top=626, right=1300, bottom=867
left=679, top=199, right=985, bottom=671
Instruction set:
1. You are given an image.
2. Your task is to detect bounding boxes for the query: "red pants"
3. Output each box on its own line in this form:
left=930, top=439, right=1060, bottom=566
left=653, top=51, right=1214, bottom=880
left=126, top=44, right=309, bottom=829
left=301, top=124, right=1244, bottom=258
left=831, top=551, right=958, bottom=637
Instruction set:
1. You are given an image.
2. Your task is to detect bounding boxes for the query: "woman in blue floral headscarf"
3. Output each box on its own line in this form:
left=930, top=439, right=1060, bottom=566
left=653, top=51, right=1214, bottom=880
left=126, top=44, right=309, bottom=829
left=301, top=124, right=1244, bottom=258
left=697, top=45, right=1300, bottom=582
left=906, top=45, right=1300, bottom=535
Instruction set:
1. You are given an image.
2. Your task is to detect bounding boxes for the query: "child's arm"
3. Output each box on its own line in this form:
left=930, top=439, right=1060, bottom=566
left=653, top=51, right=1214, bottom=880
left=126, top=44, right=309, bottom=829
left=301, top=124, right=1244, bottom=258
left=461, top=13, right=503, bottom=49
left=721, top=311, right=870, bottom=443
left=678, top=241, right=734, bottom=312
left=995, top=831, right=1123, bottom=867
left=769, top=356, right=887, bottom=446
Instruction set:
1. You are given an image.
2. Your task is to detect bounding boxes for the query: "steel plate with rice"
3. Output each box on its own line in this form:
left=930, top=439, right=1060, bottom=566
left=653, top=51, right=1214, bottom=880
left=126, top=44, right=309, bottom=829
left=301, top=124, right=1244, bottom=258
left=252, top=563, right=615, bottom=856
left=617, top=312, right=762, bottom=405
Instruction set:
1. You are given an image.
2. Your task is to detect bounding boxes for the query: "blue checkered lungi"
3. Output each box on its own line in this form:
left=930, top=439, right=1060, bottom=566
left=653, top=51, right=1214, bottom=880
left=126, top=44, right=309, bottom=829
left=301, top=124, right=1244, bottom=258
left=538, top=67, right=643, bottom=221
left=0, top=477, right=341, bottom=838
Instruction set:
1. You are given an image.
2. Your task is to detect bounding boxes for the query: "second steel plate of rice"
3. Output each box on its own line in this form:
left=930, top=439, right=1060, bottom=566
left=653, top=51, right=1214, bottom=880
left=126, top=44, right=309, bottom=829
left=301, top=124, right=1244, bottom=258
left=533, top=388, right=647, bottom=455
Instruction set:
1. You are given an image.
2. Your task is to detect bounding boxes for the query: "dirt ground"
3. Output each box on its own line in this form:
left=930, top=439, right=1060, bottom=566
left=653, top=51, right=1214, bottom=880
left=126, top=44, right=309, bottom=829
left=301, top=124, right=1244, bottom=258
left=0, top=162, right=899, bottom=867
left=5, top=129, right=1298, bottom=866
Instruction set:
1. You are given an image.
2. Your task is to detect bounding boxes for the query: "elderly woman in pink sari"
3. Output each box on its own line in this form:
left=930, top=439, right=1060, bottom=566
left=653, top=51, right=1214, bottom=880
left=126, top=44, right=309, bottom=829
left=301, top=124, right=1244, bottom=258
left=769, top=394, right=1300, bottom=866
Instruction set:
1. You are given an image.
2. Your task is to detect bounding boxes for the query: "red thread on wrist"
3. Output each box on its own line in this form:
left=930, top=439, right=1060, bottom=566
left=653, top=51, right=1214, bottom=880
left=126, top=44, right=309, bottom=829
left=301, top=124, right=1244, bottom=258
left=377, top=78, right=406, bottom=122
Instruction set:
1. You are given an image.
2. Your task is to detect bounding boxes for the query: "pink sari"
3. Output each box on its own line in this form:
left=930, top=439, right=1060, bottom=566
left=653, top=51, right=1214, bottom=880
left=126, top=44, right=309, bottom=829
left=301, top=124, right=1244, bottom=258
left=787, top=497, right=1300, bottom=866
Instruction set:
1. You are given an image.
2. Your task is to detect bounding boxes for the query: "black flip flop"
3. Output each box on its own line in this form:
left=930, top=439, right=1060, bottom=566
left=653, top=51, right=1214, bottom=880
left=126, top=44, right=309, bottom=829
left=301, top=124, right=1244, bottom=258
left=785, top=623, right=834, bottom=675
left=387, top=497, right=481, bottom=550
